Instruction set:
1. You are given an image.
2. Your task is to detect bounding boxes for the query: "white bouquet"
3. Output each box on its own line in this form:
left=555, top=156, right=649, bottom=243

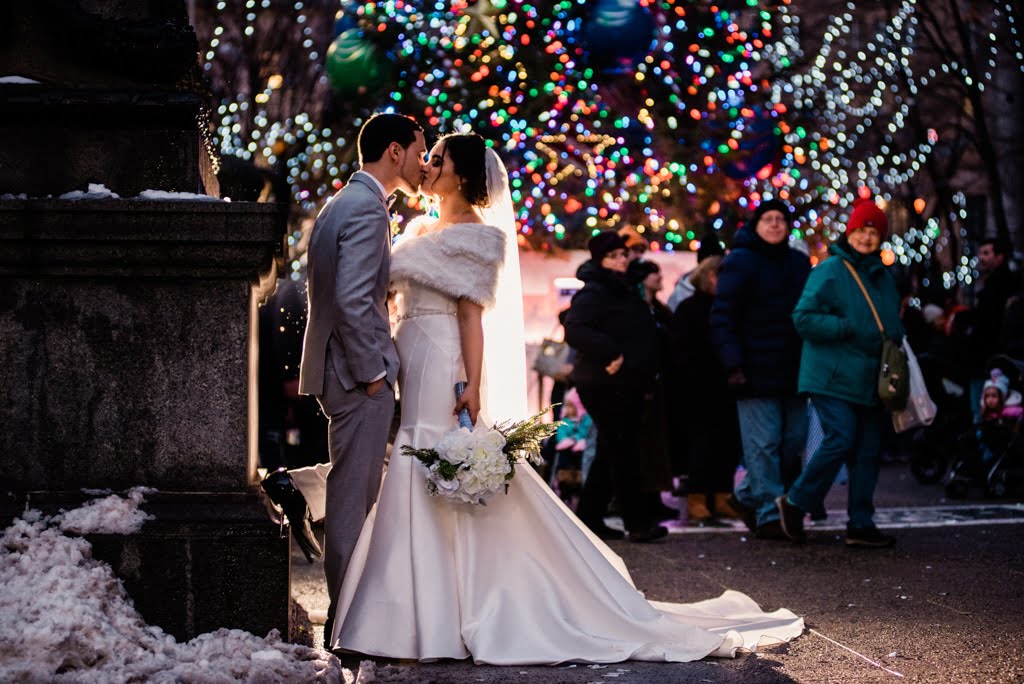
left=402, top=384, right=559, bottom=505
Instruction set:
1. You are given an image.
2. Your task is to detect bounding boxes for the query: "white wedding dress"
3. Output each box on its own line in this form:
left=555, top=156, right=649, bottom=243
left=321, top=223, right=804, bottom=665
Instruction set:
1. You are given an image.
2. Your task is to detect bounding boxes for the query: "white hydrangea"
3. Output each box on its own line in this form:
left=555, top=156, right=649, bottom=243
left=428, top=427, right=511, bottom=505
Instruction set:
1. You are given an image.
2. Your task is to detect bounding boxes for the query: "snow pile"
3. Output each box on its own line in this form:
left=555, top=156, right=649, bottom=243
left=59, top=486, right=155, bottom=535
left=0, top=492, right=350, bottom=683
left=136, top=189, right=221, bottom=201
left=0, top=76, right=40, bottom=84
left=59, top=184, right=120, bottom=200
left=0, top=193, right=28, bottom=200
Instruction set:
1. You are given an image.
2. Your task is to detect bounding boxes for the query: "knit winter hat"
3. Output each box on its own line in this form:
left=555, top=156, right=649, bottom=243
left=588, top=231, right=628, bottom=262
left=697, top=230, right=726, bottom=262
left=847, top=197, right=889, bottom=240
left=744, top=199, right=792, bottom=234
left=626, top=258, right=660, bottom=284
left=984, top=369, right=1010, bottom=399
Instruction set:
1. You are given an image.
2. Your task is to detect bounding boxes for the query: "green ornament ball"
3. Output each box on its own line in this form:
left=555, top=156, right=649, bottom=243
left=326, top=30, right=389, bottom=96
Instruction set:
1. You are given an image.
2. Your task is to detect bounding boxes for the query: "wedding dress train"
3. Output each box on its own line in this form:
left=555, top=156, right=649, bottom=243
left=325, top=279, right=804, bottom=664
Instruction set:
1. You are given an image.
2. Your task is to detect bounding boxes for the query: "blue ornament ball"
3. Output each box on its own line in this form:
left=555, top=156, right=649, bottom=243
left=582, top=0, right=656, bottom=72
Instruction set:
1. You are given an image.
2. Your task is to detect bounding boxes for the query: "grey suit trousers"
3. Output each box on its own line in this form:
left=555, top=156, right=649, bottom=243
left=317, top=355, right=396, bottom=614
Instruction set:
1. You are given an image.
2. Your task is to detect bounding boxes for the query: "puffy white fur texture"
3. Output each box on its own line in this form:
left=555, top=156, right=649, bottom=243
left=390, top=222, right=506, bottom=308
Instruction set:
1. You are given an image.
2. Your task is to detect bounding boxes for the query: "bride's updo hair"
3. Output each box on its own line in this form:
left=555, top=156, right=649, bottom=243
left=439, top=132, right=491, bottom=208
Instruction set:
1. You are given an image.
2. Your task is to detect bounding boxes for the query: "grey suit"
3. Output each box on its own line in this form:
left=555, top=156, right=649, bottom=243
left=299, top=171, right=399, bottom=614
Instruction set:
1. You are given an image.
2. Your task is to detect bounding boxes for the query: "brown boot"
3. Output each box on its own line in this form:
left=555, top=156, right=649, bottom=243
left=686, top=494, right=712, bottom=524
left=713, top=492, right=743, bottom=520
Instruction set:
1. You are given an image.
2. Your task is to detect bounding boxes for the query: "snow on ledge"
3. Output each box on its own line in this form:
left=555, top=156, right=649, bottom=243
left=59, top=183, right=120, bottom=200
left=59, top=487, right=155, bottom=536
left=7, top=185, right=226, bottom=202
left=136, top=189, right=221, bottom=201
left=0, top=76, right=40, bottom=84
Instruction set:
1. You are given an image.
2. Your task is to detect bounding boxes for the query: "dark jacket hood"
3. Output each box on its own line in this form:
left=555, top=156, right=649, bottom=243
left=732, top=226, right=791, bottom=257
left=576, top=259, right=632, bottom=292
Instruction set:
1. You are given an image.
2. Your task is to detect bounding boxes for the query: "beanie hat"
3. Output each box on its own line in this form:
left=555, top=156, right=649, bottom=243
left=744, top=199, right=792, bottom=234
left=626, top=258, right=660, bottom=284
left=847, top=197, right=889, bottom=240
left=984, top=369, right=1010, bottom=400
left=697, top=230, right=726, bottom=262
left=588, top=231, right=628, bottom=262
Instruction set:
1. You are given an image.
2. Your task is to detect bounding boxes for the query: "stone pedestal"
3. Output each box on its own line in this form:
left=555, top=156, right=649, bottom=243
left=0, top=1, right=292, bottom=642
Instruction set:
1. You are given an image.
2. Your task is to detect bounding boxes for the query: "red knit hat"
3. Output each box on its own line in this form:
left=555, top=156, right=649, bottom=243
left=846, top=197, right=889, bottom=240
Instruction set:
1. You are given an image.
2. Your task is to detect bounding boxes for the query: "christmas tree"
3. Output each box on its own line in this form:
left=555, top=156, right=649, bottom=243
left=192, top=0, right=801, bottom=252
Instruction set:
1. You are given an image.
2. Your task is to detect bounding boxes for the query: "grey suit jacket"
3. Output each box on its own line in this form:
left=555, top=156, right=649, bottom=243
left=299, top=172, right=400, bottom=396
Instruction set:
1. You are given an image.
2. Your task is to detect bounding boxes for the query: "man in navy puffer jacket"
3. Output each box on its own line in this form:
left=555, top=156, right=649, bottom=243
left=710, top=200, right=811, bottom=538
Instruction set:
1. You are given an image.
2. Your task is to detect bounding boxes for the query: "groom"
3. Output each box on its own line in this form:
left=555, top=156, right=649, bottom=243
left=298, top=112, right=427, bottom=643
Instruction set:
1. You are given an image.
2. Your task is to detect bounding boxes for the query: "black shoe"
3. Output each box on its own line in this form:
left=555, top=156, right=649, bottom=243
left=628, top=524, right=669, bottom=543
left=652, top=502, right=679, bottom=522
left=845, top=526, right=895, bottom=548
left=775, top=495, right=806, bottom=543
left=261, top=468, right=323, bottom=563
left=728, top=494, right=757, bottom=533
left=754, top=520, right=786, bottom=540
left=323, top=615, right=334, bottom=651
left=585, top=521, right=625, bottom=540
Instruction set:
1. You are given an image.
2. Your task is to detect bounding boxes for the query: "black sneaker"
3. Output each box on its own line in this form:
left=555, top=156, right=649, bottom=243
left=845, top=526, right=895, bottom=548
left=728, top=494, right=757, bottom=533
left=754, top=520, right=787, bottom=540
left=628, top=524, right=669, bottom=543
left=586, top=522, right=625, bottom=541
left=775, top=495, right=806, bottom=543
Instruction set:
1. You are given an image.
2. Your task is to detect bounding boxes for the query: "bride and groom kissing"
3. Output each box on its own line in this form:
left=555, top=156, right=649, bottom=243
left=263, top=112, right=804, bottom=664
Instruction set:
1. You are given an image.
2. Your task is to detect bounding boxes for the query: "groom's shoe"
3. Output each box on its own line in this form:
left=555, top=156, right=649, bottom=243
left=322, top=616, right=334, bottom=651
left=261, top=468, right=323, bottom=563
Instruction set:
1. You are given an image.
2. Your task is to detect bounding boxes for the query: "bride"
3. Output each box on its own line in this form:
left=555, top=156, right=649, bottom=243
left=313, top=132, right=803, bottom=664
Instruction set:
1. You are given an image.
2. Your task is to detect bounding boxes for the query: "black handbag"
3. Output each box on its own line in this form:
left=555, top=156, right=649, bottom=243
left=532, top=338, right=571, bottom=377
left=842, top=260, right=909, bottom=412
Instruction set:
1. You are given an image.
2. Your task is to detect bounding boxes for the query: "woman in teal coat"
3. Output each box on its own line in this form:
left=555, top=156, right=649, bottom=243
left=776, top=197, right=904, bottom=548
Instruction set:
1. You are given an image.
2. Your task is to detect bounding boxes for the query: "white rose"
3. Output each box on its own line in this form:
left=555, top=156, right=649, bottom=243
left=437, top=427, right=474, bottom=464
left=433, top=476, right=461, bottom=494
left=479, top=429, right=507, bottom=453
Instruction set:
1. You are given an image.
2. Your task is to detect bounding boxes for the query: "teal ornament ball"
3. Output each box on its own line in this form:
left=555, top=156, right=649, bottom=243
left=326, top=30, right=389, bottom=95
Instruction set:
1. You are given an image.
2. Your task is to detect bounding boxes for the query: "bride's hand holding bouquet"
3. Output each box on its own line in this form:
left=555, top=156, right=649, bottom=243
left=403, top=383, right=559, bottom=505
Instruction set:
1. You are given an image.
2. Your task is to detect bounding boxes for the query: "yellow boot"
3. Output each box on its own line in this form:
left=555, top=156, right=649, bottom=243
left=687, top=494, right=712, bottom=524
left=713, top=492, right=743, bottom=520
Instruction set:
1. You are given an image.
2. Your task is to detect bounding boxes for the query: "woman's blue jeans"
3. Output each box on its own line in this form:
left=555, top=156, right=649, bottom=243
left=788, top=394, right=884, bottom=530
left=734, top=397, right=808, bottom=526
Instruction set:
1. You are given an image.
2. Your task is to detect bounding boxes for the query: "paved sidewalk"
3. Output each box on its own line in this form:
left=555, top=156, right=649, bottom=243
left=289, top=462, right=1024, bottom=683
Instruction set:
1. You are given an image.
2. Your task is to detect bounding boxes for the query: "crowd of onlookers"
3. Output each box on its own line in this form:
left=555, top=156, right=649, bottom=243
left=545, top=196, right=1022, bottom=547
left=255, top=192, right=1023, bottom=547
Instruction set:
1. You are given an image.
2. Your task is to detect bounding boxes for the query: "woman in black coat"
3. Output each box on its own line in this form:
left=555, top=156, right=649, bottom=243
left=564, top=232, right=667, bottom=543
left=670, top=255, right=742, bottom=525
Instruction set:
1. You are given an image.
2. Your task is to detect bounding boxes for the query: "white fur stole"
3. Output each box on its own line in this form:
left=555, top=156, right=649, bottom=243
left=390, top=222, right=507, bottom=308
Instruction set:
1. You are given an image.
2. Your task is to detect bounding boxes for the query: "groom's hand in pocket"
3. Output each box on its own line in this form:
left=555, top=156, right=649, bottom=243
left=364, top=378, right=387, bottom=396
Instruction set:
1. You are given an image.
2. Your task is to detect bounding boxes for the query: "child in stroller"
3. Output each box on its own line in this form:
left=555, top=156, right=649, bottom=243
left=550, top=390, right=592, bottom=504
left=944, top=357, right=1024, bottom=498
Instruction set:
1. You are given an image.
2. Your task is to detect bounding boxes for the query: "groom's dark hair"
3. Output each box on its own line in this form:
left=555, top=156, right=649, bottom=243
left=439, top=132, right=490, bottom=207
left=358, top=113, right=423, bottom=164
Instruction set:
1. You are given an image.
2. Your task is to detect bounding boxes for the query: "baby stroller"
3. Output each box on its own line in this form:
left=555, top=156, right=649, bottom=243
left=943, top=355, right=1024, bottom=498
